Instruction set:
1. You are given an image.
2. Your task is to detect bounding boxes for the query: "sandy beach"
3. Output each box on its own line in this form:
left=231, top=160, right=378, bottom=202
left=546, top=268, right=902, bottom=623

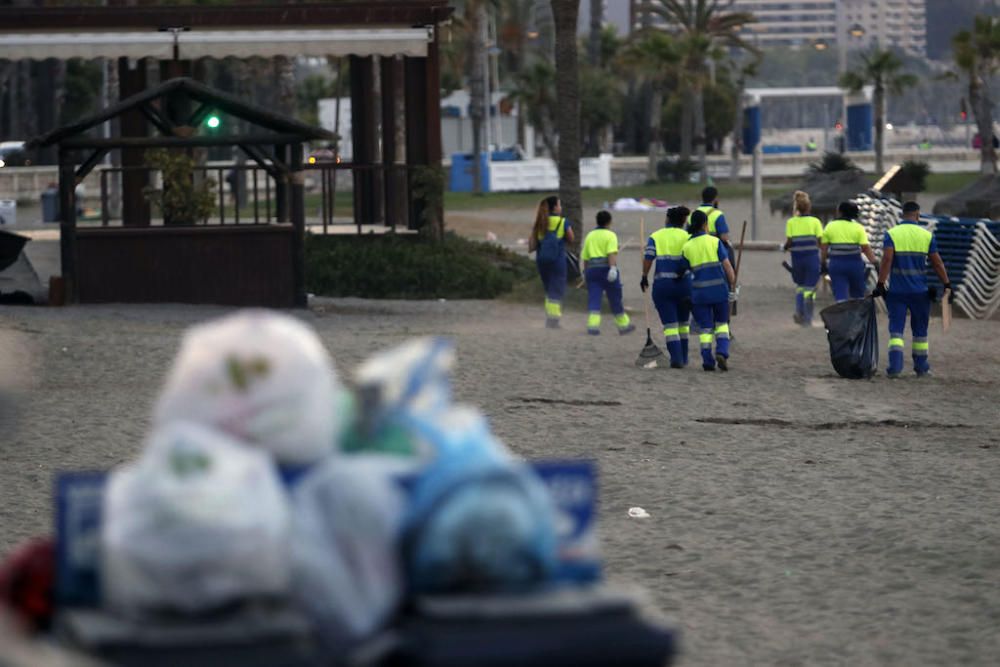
left=1, top=231, right=999, bottom=666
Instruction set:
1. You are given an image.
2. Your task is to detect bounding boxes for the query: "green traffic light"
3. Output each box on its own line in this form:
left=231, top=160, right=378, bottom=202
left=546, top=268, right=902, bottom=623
left=206, top=115, right=221, bottom=129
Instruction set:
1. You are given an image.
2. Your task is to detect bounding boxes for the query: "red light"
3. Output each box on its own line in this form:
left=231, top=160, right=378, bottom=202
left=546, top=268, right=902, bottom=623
left=960, top=111, right=968, bottom=120
left=834, top=122, right=843, bottom=131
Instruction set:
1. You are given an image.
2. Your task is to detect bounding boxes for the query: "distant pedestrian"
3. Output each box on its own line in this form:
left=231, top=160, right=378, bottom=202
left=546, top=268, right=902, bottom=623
left=581, top=210, right=634, bottom=336
left=872, top=201, right=953, bottom=377
left=680, top=210, right=737, bottom=371
left=821, top=201, right=878, bottom=302
left=529, top=195, right=575, bottom=328
left=784, top=191, right=824, bottom=325
left=641, top=205, right=692, bottom=367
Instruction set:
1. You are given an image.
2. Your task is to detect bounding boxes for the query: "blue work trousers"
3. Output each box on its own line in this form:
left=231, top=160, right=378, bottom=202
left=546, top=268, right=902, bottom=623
left=791, top=251, right=820, bottom=324
left=585, top=266, right=628, bottom=332
left=828, top=258, right=866, bottom=302
left=651, top=281, right=690, bottom=366
left=886, top=291, right=931, bottom=375
left=691, top=301, right=730, bottom=369
left=537, top=254, right=567, bottom=321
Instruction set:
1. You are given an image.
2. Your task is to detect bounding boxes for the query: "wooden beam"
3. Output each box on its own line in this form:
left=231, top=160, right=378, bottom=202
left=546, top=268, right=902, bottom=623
left=237, top=143, right=283, bottom=179
left=61, top=133, right=315, bottom=149
left=75, top=148, right=109, bottom=181
left=59, top=156, right=78, bottom=303
left=188, top=102, right=213, bottom=128
left=139, top=102, right=175, bottom=136
left=119, top=56, right=150, bottom=228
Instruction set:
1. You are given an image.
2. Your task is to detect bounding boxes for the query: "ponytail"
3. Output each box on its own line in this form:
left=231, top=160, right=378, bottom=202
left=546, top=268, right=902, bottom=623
left=532, top=195, right=559, bottom=243
left=793, top=190, right=811, bottom=216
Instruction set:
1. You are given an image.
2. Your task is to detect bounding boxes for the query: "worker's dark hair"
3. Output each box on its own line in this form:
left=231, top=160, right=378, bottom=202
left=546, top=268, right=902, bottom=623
left=701, top=186, right=718, bottom=204
left=838, top=201, right=860, bottom=221
left=688, top=209, right=709, bottom=233
left=532, top=195, right=560, bottom=241
left=596, top=210, right=612, bottom=227
left=902, top=201, right=921, bottom=215
left=666, top=205, right=690, bottom=228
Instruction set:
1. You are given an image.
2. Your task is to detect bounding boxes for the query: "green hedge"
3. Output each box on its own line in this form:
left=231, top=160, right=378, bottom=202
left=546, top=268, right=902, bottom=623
left=305, top=232, right=537, bottom=299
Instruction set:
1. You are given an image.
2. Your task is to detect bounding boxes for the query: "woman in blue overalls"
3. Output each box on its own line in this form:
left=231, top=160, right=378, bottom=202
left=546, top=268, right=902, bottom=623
left=820, top=201, right=878, bottom=302
left=641, top=206, right=691, bottom=368
left=529, top=195, right=575, bottom=328
left=680, top=210, right=736, bottom=371
left=783, top=190, right=824, bottom=325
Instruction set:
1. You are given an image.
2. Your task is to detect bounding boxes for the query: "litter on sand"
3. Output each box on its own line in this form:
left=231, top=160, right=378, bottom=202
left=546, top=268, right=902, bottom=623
left=628, top=507, right=651, bottom=518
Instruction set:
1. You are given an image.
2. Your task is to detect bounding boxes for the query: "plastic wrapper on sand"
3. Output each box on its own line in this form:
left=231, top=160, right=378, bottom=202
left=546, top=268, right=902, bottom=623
left=101, top=421, right=292, bottom=616
left=154, top=310, right=341, bottom=464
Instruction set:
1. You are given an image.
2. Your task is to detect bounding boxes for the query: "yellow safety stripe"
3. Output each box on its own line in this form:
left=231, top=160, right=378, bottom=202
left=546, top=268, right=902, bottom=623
left=715, top=323, right=730, bottom=335
left=614, top=313, right=631, bottom=327
left=889, top=337, right=904, bottom=349
left=912, top=341, right=929, bottom=351
left=888, top=223, right=931, bottom=254
left=588, top=312, right=601, bottom=328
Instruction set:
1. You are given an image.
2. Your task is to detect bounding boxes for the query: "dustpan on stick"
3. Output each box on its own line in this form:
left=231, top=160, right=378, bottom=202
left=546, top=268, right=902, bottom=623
left=634, top=217, right=665, bottom=369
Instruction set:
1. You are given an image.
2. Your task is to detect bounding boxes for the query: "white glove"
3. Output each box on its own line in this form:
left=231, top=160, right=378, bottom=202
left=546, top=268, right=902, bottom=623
left=607, top=266, right=619, bottom=283
left=729, top=285, right=740, bottom=303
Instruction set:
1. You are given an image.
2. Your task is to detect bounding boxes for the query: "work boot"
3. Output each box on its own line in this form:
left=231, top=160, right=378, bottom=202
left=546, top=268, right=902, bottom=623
left=545, top=317, right=561, bottom=329
left=670, top=361, right=684, bottom=369
left=715, top=353, right=728, bottom=372
left=587, top=328, right=601, bottom=336
left=618, top=323, right=636, bottom=335
left=793, top=312, right=803, bottom=325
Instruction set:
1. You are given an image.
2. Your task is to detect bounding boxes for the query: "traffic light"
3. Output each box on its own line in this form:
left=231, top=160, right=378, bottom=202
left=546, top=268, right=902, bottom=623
left=960, top=98, right=968, bottom=121
left=205, top=114, right=221, bottom=129
left=834, top=121, right=843, bottom=131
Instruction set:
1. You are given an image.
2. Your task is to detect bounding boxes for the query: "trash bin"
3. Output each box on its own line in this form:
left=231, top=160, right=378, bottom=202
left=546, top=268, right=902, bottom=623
left=0, top=199, right=15, bottom=228
left=41, top=187, right=59, bottom=223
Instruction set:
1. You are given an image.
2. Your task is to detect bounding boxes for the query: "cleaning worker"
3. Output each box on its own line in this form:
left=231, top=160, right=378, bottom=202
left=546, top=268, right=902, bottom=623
left=528, top=195, right=575, bottom=328
left=679, top=209, right=737, bottom=371
left=696, top=186, right=732, bottom=256
left=783, top=190, right=824, bottom=326
left=872, top=201, right=953, bottom=377
left=820, top=201, right=878, bottom=302
left=641, top=206, right=691, bottom=368
left=581, top=210, right=635, bottom=336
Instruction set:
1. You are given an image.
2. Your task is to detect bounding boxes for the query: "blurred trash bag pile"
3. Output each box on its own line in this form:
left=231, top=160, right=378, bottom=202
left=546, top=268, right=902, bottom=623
left=0, top=311, right=677, bottom=667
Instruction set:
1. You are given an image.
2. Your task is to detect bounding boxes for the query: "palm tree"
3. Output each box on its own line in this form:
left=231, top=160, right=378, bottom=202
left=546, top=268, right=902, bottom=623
left=839, top=48, right=916, bottom=176
left=550, top=0, right=582, bottom=247
left=645, top=0, right=757, bottom=182
left=510, top=59, right=558, bottom=158
left=620, top=31, right=680, bottom=182
left=953, top=16, right=1000, bottom=175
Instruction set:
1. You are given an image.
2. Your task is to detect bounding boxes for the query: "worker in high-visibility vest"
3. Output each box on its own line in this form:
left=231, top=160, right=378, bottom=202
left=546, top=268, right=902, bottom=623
left=528, top=195, right=575, bottom=328
left=641, top=206, right=691, bottom=367
left=696, top=186, right=732, bottom=257
left=821, top=201, right=878, bottom=302
left=581, top=210, right=635, bottom=336
left=679, top=210, right=737, bottom=371
left=784, top=190, right=824, bottom=326
left=872, top=201, right=953, bottom=377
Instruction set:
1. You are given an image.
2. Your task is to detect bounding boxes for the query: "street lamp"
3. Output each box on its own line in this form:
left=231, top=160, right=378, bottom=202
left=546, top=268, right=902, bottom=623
left=849, top=24, right=866, bottom=39
left=813, top=40, right=828, bottom=51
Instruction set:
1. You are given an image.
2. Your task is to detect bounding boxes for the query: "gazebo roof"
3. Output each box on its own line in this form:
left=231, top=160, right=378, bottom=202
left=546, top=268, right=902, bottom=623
left=29, top=77, right=333, bottom=150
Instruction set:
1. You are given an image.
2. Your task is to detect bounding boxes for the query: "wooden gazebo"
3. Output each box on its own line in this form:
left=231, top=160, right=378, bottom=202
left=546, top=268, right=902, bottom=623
left=29, top=77, right=333, bottom=307
left=0, top=1, right=451, bottom=305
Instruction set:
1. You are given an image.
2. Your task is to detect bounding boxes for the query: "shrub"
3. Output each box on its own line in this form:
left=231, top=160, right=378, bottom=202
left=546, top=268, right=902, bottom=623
left=807, top=151, right=860, bottom=174
left=305, top=232, right=537, bottom=299
left=899, top=160, right=931, bottom=192
left=656, top=157, right=699, bottom=183
left=143, top=149, right=216, bottom=226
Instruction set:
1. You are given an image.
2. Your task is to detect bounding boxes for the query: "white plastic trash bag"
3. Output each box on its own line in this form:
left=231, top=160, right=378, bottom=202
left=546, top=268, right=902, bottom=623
left=154, top=310, right=341, bottom=464
left=101, top=421, right=292, bottom=616
left=290, top=455, right=406, bottom=647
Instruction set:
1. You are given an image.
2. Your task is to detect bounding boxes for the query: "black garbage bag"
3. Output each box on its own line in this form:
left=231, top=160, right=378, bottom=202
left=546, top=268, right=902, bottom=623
left=820, top=297, right=879, bottom=379
left=565, top=250, right=581, bottom=281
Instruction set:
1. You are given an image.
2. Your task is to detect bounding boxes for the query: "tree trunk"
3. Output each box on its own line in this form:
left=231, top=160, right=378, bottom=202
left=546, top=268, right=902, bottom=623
left=730, top=75, right=744, bottom=183
left=971, top=75, right=997, bottom=175
left=469, top=6, right=487, bottom=194
left=679, top=84, right=693, bottom=162
left=874, top=83, right=885, bottom=176
left=551, top=0, right=582, bottom=248
left=646, top=88, right=663, bottom=183
left=588, top=0, right=602, bottom=67
left=274, top=55, right=296, bottom=118
left=693, top=79, right=707, bottom=183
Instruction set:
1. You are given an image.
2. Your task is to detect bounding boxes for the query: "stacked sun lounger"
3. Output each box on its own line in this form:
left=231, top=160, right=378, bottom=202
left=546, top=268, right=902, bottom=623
left=853, top=191, right=1000, bottom=319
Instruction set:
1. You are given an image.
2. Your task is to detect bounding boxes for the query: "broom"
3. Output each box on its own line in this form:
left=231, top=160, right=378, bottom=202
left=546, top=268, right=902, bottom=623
left=635, top=216, right=666, bottom=369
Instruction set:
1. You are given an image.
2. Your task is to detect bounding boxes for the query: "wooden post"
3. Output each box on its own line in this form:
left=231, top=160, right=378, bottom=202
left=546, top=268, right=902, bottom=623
left=350, top=55, right=377, bottom=227
left=381, top=56, right=400, bottom=230
left=58, top=153, right=78, bottom=303
left=118, top=57, right=149, bottom=227
left=274, top=144, right=289, bottom=222
left=289, top=143, right=306, bottom=307
left=404, top=56, right=428, bottom=231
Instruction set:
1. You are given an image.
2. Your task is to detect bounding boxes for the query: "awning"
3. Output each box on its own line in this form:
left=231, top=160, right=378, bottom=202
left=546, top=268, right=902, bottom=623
left=0, top=27, right=432, bottom=60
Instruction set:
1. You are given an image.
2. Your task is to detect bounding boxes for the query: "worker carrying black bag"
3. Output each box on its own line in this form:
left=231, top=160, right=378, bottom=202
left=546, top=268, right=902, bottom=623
left=820, top=296, right=879, bottom=379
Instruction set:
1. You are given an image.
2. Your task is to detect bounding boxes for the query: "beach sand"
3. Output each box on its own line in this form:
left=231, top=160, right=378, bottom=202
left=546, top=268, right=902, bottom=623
left=1, top=242, right=999, bottom=666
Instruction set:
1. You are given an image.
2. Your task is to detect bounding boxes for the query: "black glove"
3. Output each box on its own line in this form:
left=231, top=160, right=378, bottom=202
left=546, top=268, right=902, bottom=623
left=943, top=283, right=955, bottom=304
left=872, top=282, right=887, bottom=298
left=927, top=286, right=937, bottom=301
left=640, top=275, right=649, bottom=293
